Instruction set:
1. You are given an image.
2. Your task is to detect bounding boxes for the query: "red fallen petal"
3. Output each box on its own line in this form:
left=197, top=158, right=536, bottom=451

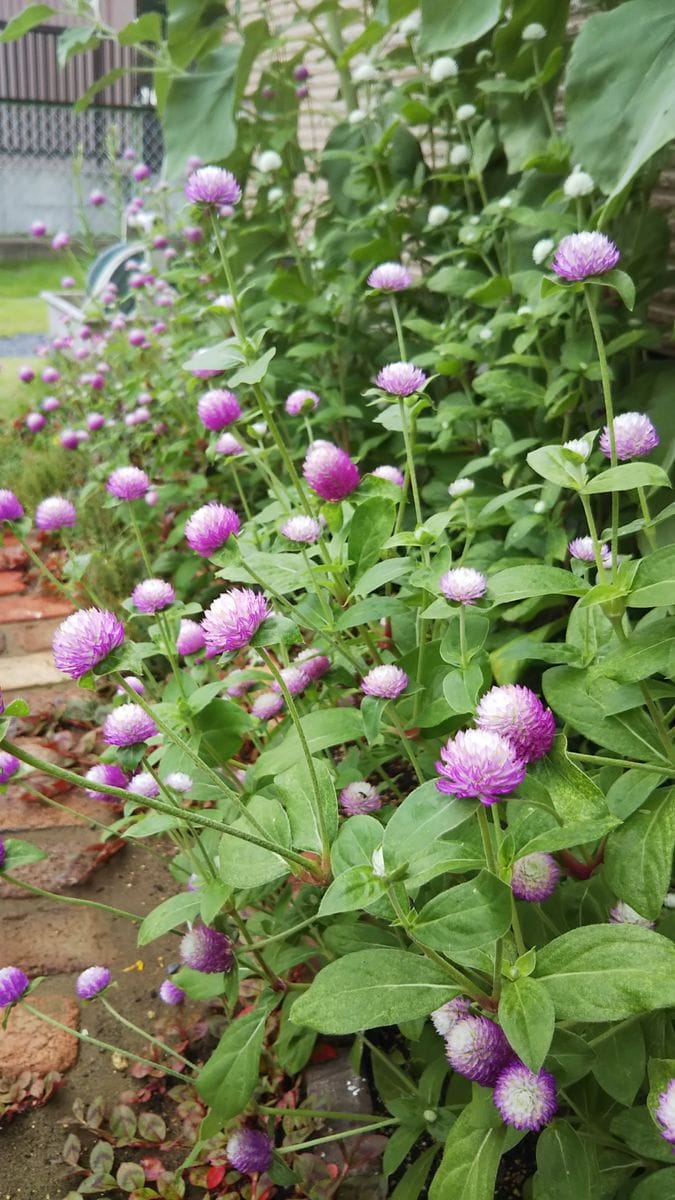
left=311, top=1043, right=338, bottom=1063
left=206, top=1164, right=226, bottom=1188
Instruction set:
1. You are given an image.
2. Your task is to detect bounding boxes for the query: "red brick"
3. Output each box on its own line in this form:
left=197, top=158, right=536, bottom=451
left=1, top=616, right=66, bottom=655
left=0, top=993, right=79, bottom=1078
left=0, top=904, right=119, bottom=975
left=0, top=594, right=74, bottom=625
left=0, top=571, right=27, bottom=596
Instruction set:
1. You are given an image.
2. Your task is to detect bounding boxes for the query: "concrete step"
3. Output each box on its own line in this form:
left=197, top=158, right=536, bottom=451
left=0, top=649, right=77, bottom=705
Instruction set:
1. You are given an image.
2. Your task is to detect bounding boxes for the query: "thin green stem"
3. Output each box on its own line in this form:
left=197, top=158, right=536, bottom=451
left=246, top=914, right=318, bottom=951
left=14, top=532, right=74, bottom=604
left=361, top=1034, right=417, bottom=1095
left=229, top=910, right=281, bottom=989
left=258, top=1103, right=391, bottom=1122
left=477, top=806, right=497, bottom=875
left=100, top=995, right=193, bottom=1069
left=277, top=1117, right=398, bottom=1153
left=637, top=487, right=658, bottom=551
left=386, top=705, right=424, bottom=785
left=1, top=872, right=141, bottom=921
left=584, top=289, right=619, bottom=576
left=568, top=752, right=668, bottom=775
left=387, top=885, right=491, bottom=1005
left=127, top=503, right=153, bottom=575
left=579, top=493, right=609, bottom=577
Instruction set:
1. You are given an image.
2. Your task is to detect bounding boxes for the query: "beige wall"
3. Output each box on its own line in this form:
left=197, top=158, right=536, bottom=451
left=0, top=0, right=136, bottom=29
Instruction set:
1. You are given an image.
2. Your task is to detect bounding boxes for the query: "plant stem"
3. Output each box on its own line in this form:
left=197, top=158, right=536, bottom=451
left=14, top=532, right=75, bottom=604
left=229, top=909, right=282, bottom=990
left=579, top=493, right=609, bottom=577
left=246, top=915, right=319, bottom=951
left=361, top=1034, right=417, bottom=1095
left=258, top=1103, right=390, bottom=1122
left=385, top=705, right=425, bottom=785
left=100, top=995, right=193, bottom=1068
left=568, top=752, right=668, bottom=775
left=584, top=289, right=619, bottom=576
left=1, top=872, right=141, bottom=921
left=637, top=486, right=658, bottom=550
left=477, top=806, right=497, bottom=875
left=277, top=1117, right=398, bottom=1153
left=387, top=885, right=491, bottom=1005
left=126, top=503, right=153, bottom=575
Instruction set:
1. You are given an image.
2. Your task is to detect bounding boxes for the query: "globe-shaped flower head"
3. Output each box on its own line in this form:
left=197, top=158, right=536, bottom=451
left=131, top=578, right=176, bottom=614
left=271, top=665, right=310, bottom=696
left=440, top=568, right=487, bottom=605
left=367, top=263, right=412, bottom=292
left=176, top=619, right=205, bottom=656
left=475, top=684, right=555, bottom=762
left=296, top=648, right=330, bottom=680
left=26, top=412, right=46, bottom=433
left=197, top=389, right=241, bottom=431
left=127, top=772, right=160, bottom=799
left=185, top=166, right=242, bottom=209
left=372, top=465, right=405, bottom=486
left=599, top=412, right=659, bottom=461
left=227, top=1128, right=273, bottom=1175
left=216, top=433, right=243, bottom=456
left=180, top=924, right=234, bottom=973
left=0, top=966, right=30, bottom=1006
left=185, top=502, right=240, bottom=556
left=107, top=466, right=150, bottom=500
left=53, top=609, right=124, bottom=679
left=361, top=664, right=408, bottom=699
left=303, top=443, right=360, bottom=502
left=84, top=762, right=129, bottom=802
left=655, top=1078, right=675, bottom=1145
left=285, top=388, right=320, bottom=416
left=430, top=996, right=472, bottom=1037
left=376, top=362, right=427, bottom=397
left=493, top=1062, right=557, bottom=1131
left=511, top=852, right=560, bottom=902
left=569, top=536, right=611, bottom=565
left=552, top=232, right=620, bottom=282
left=445, top=1016, right=513, bottom=1086
left=0, top=490, right=24, bottom=521
left=202, top=588, right=270, bottom=654
left=251, top=691, right=285, bottom=720
left=339, top=781, right=382, bottom=815
left=436, top=729, right=525, bottom=805
left=159, top=979, right=185, bottom=1005
left=35, top=496, right=76, bottom=531
left=0, top=751, right=20, bottom=784
left=75, top=966, right=111, bottom=999
left=281, top=515, right=323, bottom=544
left=102, top=703, right=158, bottom=747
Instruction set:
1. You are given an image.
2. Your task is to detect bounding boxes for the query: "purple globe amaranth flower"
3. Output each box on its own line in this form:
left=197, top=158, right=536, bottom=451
left=52, top=231, right=70, bottom=251
left=107, top=466, right=150, bottom=500
left=251, top=691, right=285, bottom=720
left=375, top=362, right=427, bottom=397
left=18, top=365, right=35, bottom=383
left=41, top=366, right=60, bottom=384
left=84, top=762, right=129, bottom=802
left=296, top=648, right=330, bottom=680
left=285, top=388, right=320, bottom=416
left=60, top=429, right=80, bottom=450
left=372, top=464, right=405, bottom=486
left=294, top=64, right=310, bottom=82
left=75, top=966, right=111, bottom=999
left=445, top=1016, right=513, bottom=1086
left=281, top=514, right=323, bottom=544
left=227, top=1128, right=273, bottom=1175
left=176, top=619, right=205, bottom=657
left=552, top=231, right=620, bottom=282
left=198, top=388, right=241, bottom=431
left=475, top=684, right=555, bottom=763
left=430, top=996, right=472, bottom=1037
left=180, top=924, right=234, bottom=973
left=87, top=412, right=105, bottom=431
left=439, top=567, right=487, bottom=605
left=0, top=751, right=20, bottom=784
left=42, top=396, right=59, bottom=412
left=303, top=442, right=360, bottom=502
left=271, top=665, right=310, bottom=696
left=609, top=900, right=655, bottom=928
left=0, top=966, right=30, bottom=1006
left=25, top=412, right=46, bottom=433
left=133, top=162, right=151, bottom=181
left=159, top=979, right=185, bottom=1005
left=655, top=1079, right=675, bottom=1145
left=131, top=578, right=176, bottom=614
left=185, top=166, right=242, bottom=208
left=202, top=588, right=270, bottom=654
left=493, top=1062, right=557, bottom=1132
left=361, top=664, right=408, bottom=699
left=436, top=729, right=526, bottom=806
left=89, top=189, right=106, bottom=207
left=0, top=490, right=24, bottom=521
left=128, top=328, right=146, bottom=347
left=569, top=536, right=611, bottom=564
left=185, top=502, right=240, bottom=556
left=367, top=262, right=412, bottom=292
left=215, top=432, right=243, bottom=456
left=511, top=852, right=560, bottom=902
left=53, top=609, right=124, bottom=679
left=116, top=675, right=144, bottom=696
left=30, top=220, right=47, bottom=238
left=339, top=780, right=382, bottom=815
left=102, top=703, right=158, bottom=747
left=127, top=771, right=161, bottom=799
left=599, top=412, right=660, bottom=461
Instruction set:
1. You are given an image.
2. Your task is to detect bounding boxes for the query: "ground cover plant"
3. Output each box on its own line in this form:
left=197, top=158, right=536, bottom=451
left=0, top=0, right=674, bottom=1196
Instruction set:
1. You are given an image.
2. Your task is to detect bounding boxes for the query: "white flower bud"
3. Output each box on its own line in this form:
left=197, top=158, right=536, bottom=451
left=352, top=60, right=379, bottom=83
left=427, top=204, right=450, bottom=227
left=456, top=103, right=477, bottom=121
left=399, top=11, right=421, bottom=36
left=268, top=186, right=283, bottom=203
left=450, top=144, right=471, bottom=167
left=534, top=500, right=546, bottom=514
left=532, top=237, right=555, bottom=265
left=256, top=150, right=282, bottom=173
left=563, top=438, right=592, bottom=461
left=430, top=56, right=458, bottom=83
left=522, top=22, right=546, bottom=40
left=448, top=478, right=475, bottom=498
left=348, top=108, right=366, bottom=125
left=251, top=421, right=267, bottom=436
left=563, top=168, right=594, bottom=197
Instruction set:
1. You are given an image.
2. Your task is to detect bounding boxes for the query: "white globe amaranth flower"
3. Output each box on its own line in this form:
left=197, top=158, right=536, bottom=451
left=348, top=108, right=366, bottom=125
left=450, top=144, right=471, bottom=167
left=517, top=305, right=533, bottom=316
left=498, top=195, right=513, bottom=209
left=478, top=326, right=494, bottom=342
left=268, top=186, right=283, bottom=203
left=427, top=204, right=450, bottom=227
left=430, top=56, right=458, bottom=83
left=256, top=149, right=282, bottom=173
left=532, top=237, right=555, bottom=265
left=352, top=60, right=379, bottom=83
left=251, top=421, right=268, bottom=437
left=533, top=500, right=546, bottom=515
left=563, top=167, right=594, bottom=198
left=522, top=22, right=546, bottom=40
left=563, top=438, right=592, bottom=461
left=448, top=478, right=475, bottom=498
left=399, top=10, right=421, bottom=36
left=456, top=103, right=477, bottom=121
left=212, top=293, right=234, bottom=312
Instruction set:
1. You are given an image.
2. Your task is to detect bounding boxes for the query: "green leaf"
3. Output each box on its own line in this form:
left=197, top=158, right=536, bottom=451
left=534, top=925, right=675, bottom=1020
left=535, top=1121, right=599, bottom=1199
left=319, top=864, right=387, bottom=916
left=57, top=27, right=99, bottom=67
left=467, top=275, right=512, bottom=306
left=429, top=1101, right=507, bottom=1200
left=628, top=545, right=675, bottom=608
left=275, top=993, right=317, bottom=1075
left=427, top=267, right=486, bottom=296
left=250, top=613, right=297, bottom=647
left=251, top=707, right=363, bottom=780
left=164, top=46, right=240, bottom=179
left=516, top=816, right=618, bottom=857
left=566, top=0, right=675, bottom=197
left=594, top=620, right=675, bottom=683
left=183, top=341, right=245, bottom=374
left=89, top=1141, right=114, bottom=1175
left=415, top=871, right=512, bottom=953
left=73, top=68, right=127, bottom=112
left=348, top=497, right=396, bottom=581
left=604, top=788, right=675, bottom=921
left=228, top=347, right=276, bottom=387
left=218, top=796, right=291, bottom=888
left=116, top=1162, right=145, bottom=1191
left=167, top=0, right=227, bottom=68
left=546, top=1028, right=597, bottom=1087
left=527, top=737, right=608, bottom=822
left=0, top=4, right=53, bottom=41
left=611, top=1107, right=675, bottom=1165
left=543, top=667, right=666, bottom=762
left=527, top=445, right=586, bottom=490
left=420, top=0, right=501, bottom=53
left=138, top=891, right=202, bottom=946
left=195, top=994, right=277, bottom=1118
left=118, top=12, right=163, bottom=44
left=584, top=463, right=671, bottom=494
left=592, top=1020, right=645, bottom=1106
left=383, top=780, right=474, bottom=870
left=499, top=978, right=555, bottom=1073
left=0, top=837, right=47, bottom=871
left=275, top=757, right=338, bottom=854
left=331, top=814, right=383, bottom=875
left=630, top=1168, right=675, bottom=1199
left=390, top=1146, right=438, bottom=1200
left=598, top=268, right=636, bottom=311
left=489, top=566, right=588, bottom=604
left=290, top=949, right=458, bottom=1034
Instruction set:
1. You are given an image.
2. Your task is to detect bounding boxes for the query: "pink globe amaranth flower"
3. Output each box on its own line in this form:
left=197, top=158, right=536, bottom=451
left=339, top=780, right=382, bottom=815
left=183, top=224, right=204, bottom=244
left=18, top=365, right=34, bottom=383
left=159, top=979, right=185, bottom=1005
left=511, top=852, right=560, bottom=902
left=145, top=490, right=159, bottom=509
left=552, top=231, right=620, bottom=282
left=131, top=578, right=176, bottom=614
left=75, top=966, right=111, bottom=999
left=133, top=162, right=151, bottom=181
left=153, top=234, right=169, bottom=250
left=42, top=396, right=60, bottom=412
left=107, top=466, right=150, bottom=500
left=656, top=1079, right=675, bottom=1145
left=180, top=924, right=234, bottom=973
left=436, top=729, right=526, bottom=806
left=86, top=412, right=105, bottom=432
left=89, top=372, right=105, bottom=392
left=185, top=502, right=240, bottom=557
left=296, top=648, right=330, bottom=680
left=294, top=64, right=310, bottom=82
left=261, top=85, right=275, bottom=100
left=60, top=430, right=80, bottom=450
left=375, top=362, right=427, bottom=397
left=88, top=188, right=106, bottom=207
left=475, top=684, right=555, bottom=763
left=41, top=366, right=60, bottom=384
left=35, top=496, right=76, bottom=531
left=303, top=442, right=360, bottom=502
left=439, top=567, right=487, bottom=605
left=372, top=464, right=404, bottom=486
left=285, top=388, right=320, bottom=416
left=493, top=1062, right=557, bottom=1132
left=128, top=328, right=146, bottom=347
left=569, top=536, right=611, bottom=564
left=227, top=1128, right=273, bottom=1175
left=187, top=155, right=203, bottom=170
left=127, top=771, right=160, bottom=798
left=445, top=1016, right=514, bottom=1087
left=30, top=220, right=47, bottom=238
left=281, top=514, right=322, bottom=544
left=116, top=676, right=145, bottom=698
left=185, top=166, right=242, bottom=208
left=176, top=619, right=205, bottom=657
left=0, top=966, right=30, bottom=1006
left=202, top=588, right=270, bottom=654
left=599, top=412, right=660, bottom=461
left=53, top=609, right=124, bottom=679
left=103, top=703, right=158, bottom=747
left=271, top=665, right=310, bottom=696
left=61, top=275, right=76, bottom=289
left=609, top=900, right=655, bottom=928
left=52, top=231, right=70, bottom=251
left=251, top=691, right=285, bottom=720
left=367, top=262, right=412, bottom=292
left=0, top=490, right=24, bottom=521
left=0, top=751, right=20, bottom=784
left=361, top=664, right=408, bottom=699
left=430, top=996, right=472, bottom=1037
left=215, top=432, right=243, bottom=456
left=84, top=762, right=129, bottom=802
left=197, top=388, right=241, bottom=431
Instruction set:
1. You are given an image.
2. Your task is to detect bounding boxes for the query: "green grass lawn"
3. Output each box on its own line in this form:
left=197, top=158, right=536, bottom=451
left=0, top=256, right=84, bottom=336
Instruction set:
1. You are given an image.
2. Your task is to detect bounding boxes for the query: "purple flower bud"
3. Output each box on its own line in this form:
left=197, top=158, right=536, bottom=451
left=197, top=388, right=241, bottom=431
left=367, top=262, right=412, bottom=292
left=296, top=85, right=309, bottom=98
left=159, top=979, right=185, bottom=1005
left=436, top=729, right=525, bottom=805
left=88, top=189, right=106, bottom=206
left=445, top=1015, right=513, bottom=1086
left=86, top=412, right=105, bottom=431
left=281, top=514, right=323, bottom=543
left=294, top=65, right=310, bottom=82
left=227, top=1128, right=273, bottom=1174
left=128, top=328, right=146, bottom=347
left=185, top=166, right=242, bottom=209
left=0, top=751, right=20, bottom=784
left=430, top=996, right=472, bottom=1036
left=371, top=465, right=404, bottom=486
left=656, top=1078, right=675, bottom=1145
left=35, top=496, right=76, bottom=531
left=0, top=490, right=24, bottom=521
left=296, top=648, right=330, bottom=680
left=261, top=85, right=275, bottom=100
left=41, top=366, right=60, bottom=384
left=107, top=466, right=150, bottom=500
left=102, top=703, right=158, bottom=747
left=339, top=780, right=382, bottom=815
left=251, top=691, right=285, bottom=720
left=185, top=502, right=240, bottom=556
left=183, top=225, right=203, bottom=244
left=131, top=578, right=176, bottom=614
left=30, top=220, right=47, bottom=238
left=439, top=567, right=487, bottom=605
left=493, top=1062, right=557, bottom=1131
left=75, top=966, right=111, bottom=999
left=176, top=619, right=205, bottom=657
left=42, top=396, right=60, bottom=412
left=61, top=275, right=76, bottom=289
left=552, top=231, right=620, bottom=282
left=18, top=365, right=35, bottom=383
left=375, top=362, right=427, bottom=397
left=127, top=771, right=160, bottom=798
left=180, top=924, right=234, bottom=973
left=599, top=412, right=660, bottom=461
left=285, top=388, right=320, bottom=416
left=271, top=665, right=310, bottom=696
left=202, top=588, right=270, bottom=654
left=303, top=442, right=360, bottom=502
left=52, top=231, right=70, bottom=251
left=215, top=432, right=244, bottom=456
left=475, top=684, right=555, bottom=763
left=511, top=852, right=560, bottom=901
left=25, top=412, right=46, bottom=433
left=53, top=608, right=124, bottom=679
left=60, top=429, right=80, bottom=450
left=0, top=966, right=30, bottom=1005
left=133, top=162, right=151, bottom=181
left=361, top=664, right=408, bottom=699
